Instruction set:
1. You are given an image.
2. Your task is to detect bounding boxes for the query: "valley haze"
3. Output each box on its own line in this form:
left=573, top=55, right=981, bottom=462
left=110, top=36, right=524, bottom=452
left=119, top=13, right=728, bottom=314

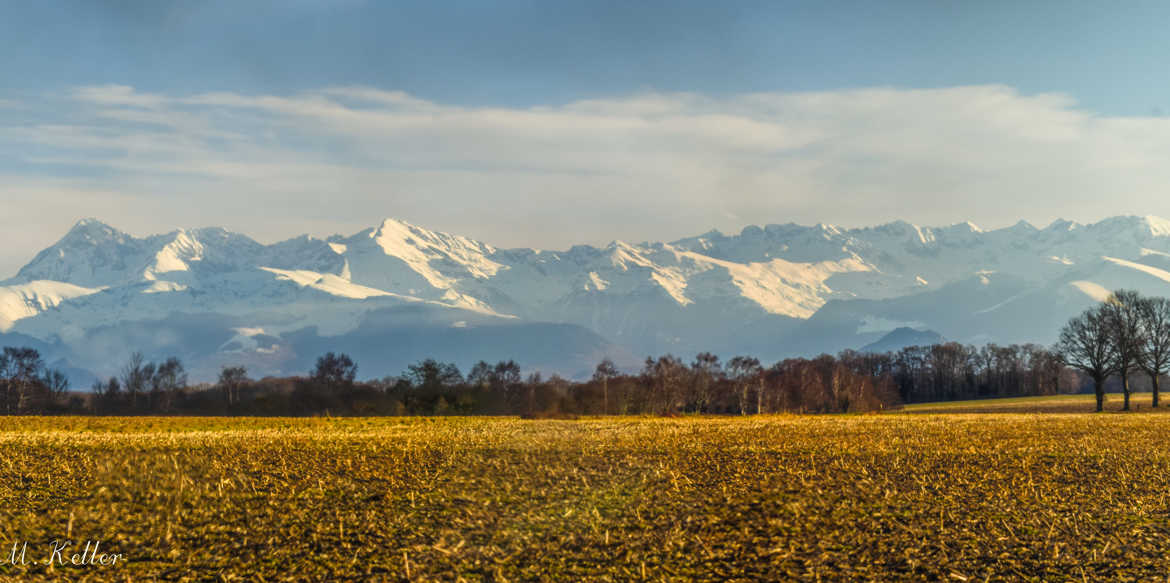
left=4, top=214, right=1169, bottom=385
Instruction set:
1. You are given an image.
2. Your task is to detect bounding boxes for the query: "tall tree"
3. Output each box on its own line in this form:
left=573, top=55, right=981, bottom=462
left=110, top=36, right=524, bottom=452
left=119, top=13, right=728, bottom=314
left=1056, top=305, right=1118, bottom=412
left=405, top=358, right=461, bottom=391
left=493, top=360, right=521, bottom=386
left=640, top=355, right=686, bottom=415
left=593, top=358, right=618, bottom=415
left=0, top=347, right=46, bottom=413
left=120, top=352, right=151, bottom=411
left=93, top=377, right=122, bottom=413
left=1104, top=290, right=1145, bottom=411
left=493, top=360, right=523, bottom=412
left=728, top=356, right=762, bottom=415
left=218, top=366, right=249, bottom=406
left=312, top=352, right=358, bottom=392
left=40, top=368, right=68, bottom=411
left=689, top=352, right=722, bottom=413
left=151, top=357, right=187, bottom=412
left=1137, top=295, right=1170, bottom=408
left=467, top=361, right=494, bottom=390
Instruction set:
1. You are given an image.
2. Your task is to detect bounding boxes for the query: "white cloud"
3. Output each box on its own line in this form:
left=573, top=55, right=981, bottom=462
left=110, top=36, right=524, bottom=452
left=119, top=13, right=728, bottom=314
left=3, top=83, right=1170, bottom=277
left=71, top=84, right=167, bottom=109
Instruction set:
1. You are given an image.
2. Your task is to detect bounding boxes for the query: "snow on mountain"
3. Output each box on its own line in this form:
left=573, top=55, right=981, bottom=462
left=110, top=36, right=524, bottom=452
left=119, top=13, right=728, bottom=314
left=8, top=214, right=1170, bottom=382
left=0, top=280, right=104, bottom=330
left=12, top=218, right=149, bottom=287
left=1101, top=256, right=1170, bottom=284
left=337, top=218, right=502, bottom=312
left=1068, top=280, right=1112, bottom=302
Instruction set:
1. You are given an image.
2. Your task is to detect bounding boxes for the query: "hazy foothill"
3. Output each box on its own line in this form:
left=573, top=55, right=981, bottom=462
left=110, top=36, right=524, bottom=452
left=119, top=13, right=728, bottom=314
left=0, top=289, right=1161, bottom=417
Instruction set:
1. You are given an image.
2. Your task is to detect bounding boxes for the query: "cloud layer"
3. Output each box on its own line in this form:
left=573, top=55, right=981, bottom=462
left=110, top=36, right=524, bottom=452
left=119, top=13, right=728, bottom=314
left=2, top=83, right=1169, bottom=277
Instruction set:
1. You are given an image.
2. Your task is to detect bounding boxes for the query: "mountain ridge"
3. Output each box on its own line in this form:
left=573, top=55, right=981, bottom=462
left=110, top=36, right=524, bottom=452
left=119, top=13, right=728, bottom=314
left=6, top=214, right=1170, bottom=383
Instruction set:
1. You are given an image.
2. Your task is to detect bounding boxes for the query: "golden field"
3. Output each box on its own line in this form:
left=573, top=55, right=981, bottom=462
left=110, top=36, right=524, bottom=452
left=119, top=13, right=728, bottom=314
left=0, top=397, right=1168, bottom=581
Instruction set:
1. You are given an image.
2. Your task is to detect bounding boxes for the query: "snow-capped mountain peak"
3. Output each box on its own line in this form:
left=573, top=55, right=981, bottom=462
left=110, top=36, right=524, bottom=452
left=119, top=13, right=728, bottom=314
left=1091, top=214, right=1170, bottom=237
left=368, top=217, right=503, bottom=282
left=12, top=219, right=140, bottom=287
left=66, top=217, right=126, bottom=240
left=8, top=214, right=1170, bottom=382
left=145, top=230, right=205, bottom=279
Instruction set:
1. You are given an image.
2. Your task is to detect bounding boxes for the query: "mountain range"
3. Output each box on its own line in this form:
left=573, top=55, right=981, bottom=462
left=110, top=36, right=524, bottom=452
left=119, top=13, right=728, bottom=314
left=5, top=215, right=1170, bottom=384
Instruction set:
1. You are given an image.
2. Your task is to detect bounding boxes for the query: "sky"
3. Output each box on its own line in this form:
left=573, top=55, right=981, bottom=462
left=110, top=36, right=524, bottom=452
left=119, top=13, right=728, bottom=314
left=4, top=1, right=1170, bottom=276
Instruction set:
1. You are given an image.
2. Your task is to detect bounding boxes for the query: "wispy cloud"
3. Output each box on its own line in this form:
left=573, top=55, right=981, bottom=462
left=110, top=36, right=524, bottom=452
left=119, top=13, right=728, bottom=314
left=3, top=83, right=1170, bottom=277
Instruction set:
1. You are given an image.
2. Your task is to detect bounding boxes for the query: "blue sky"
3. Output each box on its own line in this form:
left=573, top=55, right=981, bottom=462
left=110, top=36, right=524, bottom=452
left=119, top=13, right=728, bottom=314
left=7, top=1, right=1170, bottom=114
left=3, top=1, right=1170, bottom=275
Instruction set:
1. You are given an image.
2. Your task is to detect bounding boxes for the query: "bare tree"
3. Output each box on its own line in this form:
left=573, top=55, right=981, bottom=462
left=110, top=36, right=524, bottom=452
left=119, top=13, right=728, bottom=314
left=120, top=352, right=151, bottom=411
left=593, top=358, right=618, bottom=415
left=640, top=355, right=686, bottom=415
left=313, top=352, right=359, bottom=393
left=41, top=369, right=69, bottom=403
left=218, top=366, right=249, bottom=406
left=493, top=360, right=523, bottom=413
left=728, top=356, right=762, bottom=415
left=0, top=347, right=75, bottom=414
left=467, top=361, right=494, bottom=390
left=405, top=358, right=460, bottom=391
left=151, top=357, right=187, bottom=412
left=1104, top=290, right=1145, bottom=411
left=1056, top=304, right=1118, bottom=412
left=689, top=352, right=722, bottom=413
left=1137, top=296, right=1170, bottom=408
left=0, top=347, right=46, bottom=413
left=1026, top=346, right=1064, bottom=396
left=92, top=377, right=122, bottom=413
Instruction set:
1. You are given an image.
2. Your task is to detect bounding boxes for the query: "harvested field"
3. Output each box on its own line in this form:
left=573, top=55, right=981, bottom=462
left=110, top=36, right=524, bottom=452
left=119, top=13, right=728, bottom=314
left=0, top=413, right=1167, bottom=580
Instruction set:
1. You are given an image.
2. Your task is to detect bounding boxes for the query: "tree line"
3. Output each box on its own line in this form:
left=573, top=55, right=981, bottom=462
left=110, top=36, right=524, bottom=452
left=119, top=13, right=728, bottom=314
left=0, top=347, right=1091, bottom=416
left=1, top=291, right=1162, bottom=416
left=841, top=344, right=1070, bottom=404
left=87, top=352, right=904, bottom=416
